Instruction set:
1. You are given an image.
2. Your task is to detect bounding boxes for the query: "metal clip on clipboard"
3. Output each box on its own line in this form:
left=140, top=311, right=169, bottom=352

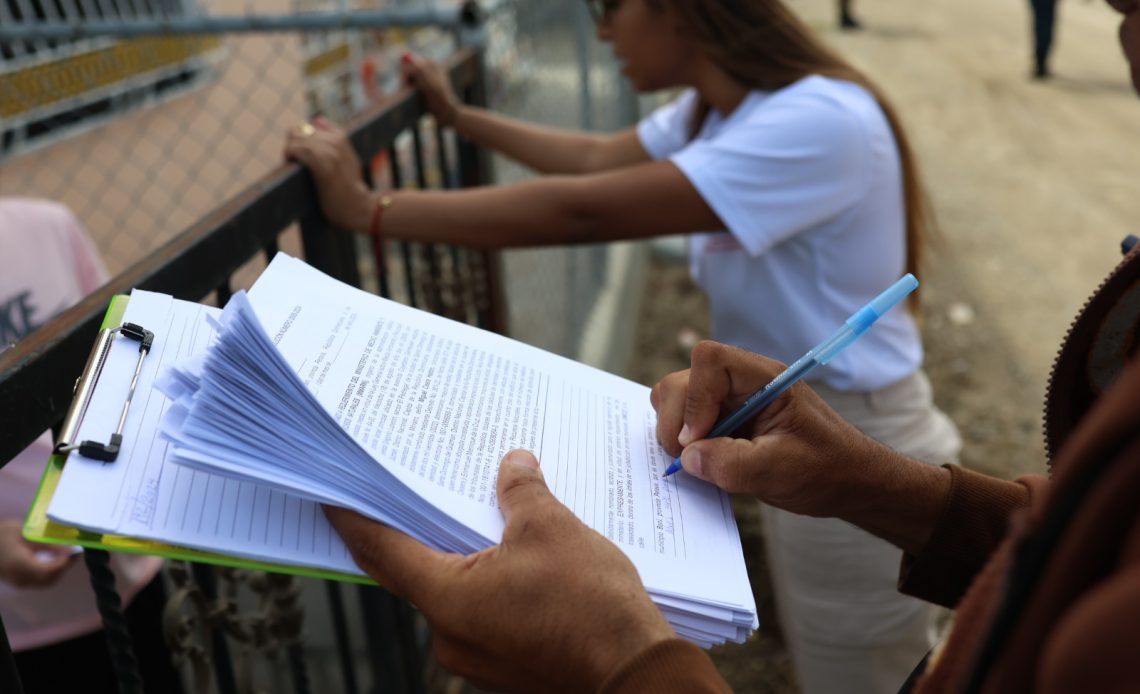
left=54, top=322, right=154, bottom=463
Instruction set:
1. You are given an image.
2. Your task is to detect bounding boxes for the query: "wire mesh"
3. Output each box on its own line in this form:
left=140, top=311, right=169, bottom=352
left=487, top=0, right=638, bottom=358
left=1, top=12, right=308, bottom=276
left=0, top=0, right=636, bottom=359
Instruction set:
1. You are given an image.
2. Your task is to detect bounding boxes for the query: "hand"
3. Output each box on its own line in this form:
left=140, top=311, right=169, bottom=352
left=651, top=341, right=908, bottom=518
left=0, top=519, right=76, bottom=588
left=324, top=450, right=674, bottom=693
left=283, top=117, right=375, bottom=233
left=401, top=52, right=462, bottom=126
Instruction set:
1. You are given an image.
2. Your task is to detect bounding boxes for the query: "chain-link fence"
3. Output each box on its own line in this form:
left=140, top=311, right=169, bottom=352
left=491, top=0, right=643, bottom=366
left=1, top=0, right=640, bottom=364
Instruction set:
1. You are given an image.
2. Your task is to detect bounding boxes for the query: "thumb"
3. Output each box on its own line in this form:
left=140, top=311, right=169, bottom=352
left=680, top=437, right=762, bottom=493
left=496, top=449, right=558, bottom=529
left=30, top=551, right=72, bottom=578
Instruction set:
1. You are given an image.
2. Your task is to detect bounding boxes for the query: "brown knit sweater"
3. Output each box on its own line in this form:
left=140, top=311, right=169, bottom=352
left=602, top=357, right=1140, bottom=693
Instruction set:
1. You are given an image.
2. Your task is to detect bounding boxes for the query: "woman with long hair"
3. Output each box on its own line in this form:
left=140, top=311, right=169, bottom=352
left=286, top=1, right=960, bottom=690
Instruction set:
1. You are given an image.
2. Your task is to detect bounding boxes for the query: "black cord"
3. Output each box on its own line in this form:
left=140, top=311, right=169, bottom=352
left=83, top=549, right=144, bottom=694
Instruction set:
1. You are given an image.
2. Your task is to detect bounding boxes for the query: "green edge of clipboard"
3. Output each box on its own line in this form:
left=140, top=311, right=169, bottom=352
left=22, top=295, right=375, bottom=586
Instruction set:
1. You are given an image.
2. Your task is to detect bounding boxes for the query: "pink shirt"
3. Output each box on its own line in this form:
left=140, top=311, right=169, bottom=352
left=0, top=198, right=162, bottom=651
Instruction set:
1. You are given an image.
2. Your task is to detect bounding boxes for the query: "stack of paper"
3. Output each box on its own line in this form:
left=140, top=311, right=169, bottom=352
left=51, top=254, right=757, bottom=646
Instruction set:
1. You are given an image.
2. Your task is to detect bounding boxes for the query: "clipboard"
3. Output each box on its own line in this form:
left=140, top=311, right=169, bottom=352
left=22, top=295, right=374, bottom=585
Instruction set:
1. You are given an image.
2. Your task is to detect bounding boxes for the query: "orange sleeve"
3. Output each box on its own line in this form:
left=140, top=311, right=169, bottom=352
left=898, top=465, right=1041, bottom=607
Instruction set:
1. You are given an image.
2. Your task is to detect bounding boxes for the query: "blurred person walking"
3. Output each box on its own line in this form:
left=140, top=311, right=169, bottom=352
left=1030, top=0, right=1059, bottom=78
left=841, top=0, right=862, bottom=29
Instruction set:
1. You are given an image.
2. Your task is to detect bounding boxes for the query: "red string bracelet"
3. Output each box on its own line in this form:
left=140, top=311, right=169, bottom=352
left=370, top=194, right=393, bottom=280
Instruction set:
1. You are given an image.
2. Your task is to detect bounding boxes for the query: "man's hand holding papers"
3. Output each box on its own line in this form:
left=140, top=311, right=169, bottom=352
left=325, top=449, right=675, bottom=693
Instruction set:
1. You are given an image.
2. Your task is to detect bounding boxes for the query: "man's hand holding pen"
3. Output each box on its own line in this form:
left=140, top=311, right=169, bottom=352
left=651, top=341, right=952, bottom=556
left=652, top=342, right=890, bottom=514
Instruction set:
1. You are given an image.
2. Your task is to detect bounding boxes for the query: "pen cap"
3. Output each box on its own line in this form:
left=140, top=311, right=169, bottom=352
left=846, top=274, right=919, bottom=335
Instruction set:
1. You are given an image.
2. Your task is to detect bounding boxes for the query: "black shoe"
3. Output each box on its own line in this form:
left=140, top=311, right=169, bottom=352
left=840, top=13, right=862, bottom=30
left=1033, top=62, right=1051, bottom=80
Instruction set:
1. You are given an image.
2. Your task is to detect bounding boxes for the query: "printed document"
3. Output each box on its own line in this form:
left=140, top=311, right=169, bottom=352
left=47, top=254, right=756, bottom=645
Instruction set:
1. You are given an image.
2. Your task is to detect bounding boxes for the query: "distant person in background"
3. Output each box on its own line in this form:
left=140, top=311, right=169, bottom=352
left=286, top=0, right=961, bottom=691
left=0, top=198, right=181, bottom=693
left=1030, top=0, right=1059, bottom=78
left=840, top=0, right=862, bottom=29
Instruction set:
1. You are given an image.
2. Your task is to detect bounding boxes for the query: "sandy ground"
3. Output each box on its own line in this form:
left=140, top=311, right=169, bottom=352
left=626, top=0, right=1140, bottom=690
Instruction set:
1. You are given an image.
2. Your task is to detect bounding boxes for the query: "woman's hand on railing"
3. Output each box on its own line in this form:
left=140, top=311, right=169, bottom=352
left=284, top=117, right=375, bottom=234
left=401, top=52, right=463, bottom=127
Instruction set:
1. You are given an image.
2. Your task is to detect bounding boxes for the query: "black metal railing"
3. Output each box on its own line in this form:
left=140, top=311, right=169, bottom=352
left=0, top=45, right=501, bottom=694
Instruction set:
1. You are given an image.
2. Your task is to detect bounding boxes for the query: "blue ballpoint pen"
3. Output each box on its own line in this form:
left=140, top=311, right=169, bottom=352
left=663, top=273, right=920, bottom=477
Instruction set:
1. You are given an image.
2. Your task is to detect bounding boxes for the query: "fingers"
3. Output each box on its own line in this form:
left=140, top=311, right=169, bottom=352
left=401, top=51, right=427, bottom=87
left=679, top=436, right=763, bottom=492
left=282, top=133, right=311, bottom=165
left=399, top=52, right=458, bottom=120
left=683, top=342, right=740, bottom=443
left=8, top=543, right=74, bottom=588
left=322, top=505, right=451, bottom=604
left=31, top=544, right=74, bottom=566
left=284, top=122, right=323, bottom=164
left=30, top=553, right=74, bottom=584
left=683, top=342, right=782, bottom=442
left=653, top=342, right=788, bottom=456
left=495, top=450, right=568, bottom=539
left=283, top=122, right=353, bottom=174
left=651, top=370, right=690, bottom=457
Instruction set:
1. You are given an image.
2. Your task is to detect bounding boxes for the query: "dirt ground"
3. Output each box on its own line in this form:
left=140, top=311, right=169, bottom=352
left=626, top=0, right=1140, bottom=690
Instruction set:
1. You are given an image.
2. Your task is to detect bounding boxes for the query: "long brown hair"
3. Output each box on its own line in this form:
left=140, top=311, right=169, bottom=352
left=649, top=0, right=932, bottom=307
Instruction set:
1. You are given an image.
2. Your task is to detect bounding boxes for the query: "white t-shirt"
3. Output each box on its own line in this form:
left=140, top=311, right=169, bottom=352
left=637, top=76, right=922, bottom=392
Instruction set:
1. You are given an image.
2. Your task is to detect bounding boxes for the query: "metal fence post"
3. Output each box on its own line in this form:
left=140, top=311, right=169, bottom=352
left=188, top=563, right=240, bottom=694
left=573, top=1, right=595, bottom=130
left=455, top=49, right=508, bottom=336
left=299, top=209, right=364, bottom=288
left=356, top=585, right=424, bottom=694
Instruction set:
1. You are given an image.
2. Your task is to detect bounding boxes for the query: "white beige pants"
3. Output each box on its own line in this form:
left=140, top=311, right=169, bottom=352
left=762, top=370, right=961, bottom=694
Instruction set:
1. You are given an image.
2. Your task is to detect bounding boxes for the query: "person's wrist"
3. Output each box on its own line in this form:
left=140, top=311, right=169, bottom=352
left=833, top=436, right=910, bottom=512
left=347, top=185, right=377, bottom=233
left=840, top=440, right=953, bottom=554
left=443, top=103, right=466, bottom=130
left=582, top=609, right=675, bottom=689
